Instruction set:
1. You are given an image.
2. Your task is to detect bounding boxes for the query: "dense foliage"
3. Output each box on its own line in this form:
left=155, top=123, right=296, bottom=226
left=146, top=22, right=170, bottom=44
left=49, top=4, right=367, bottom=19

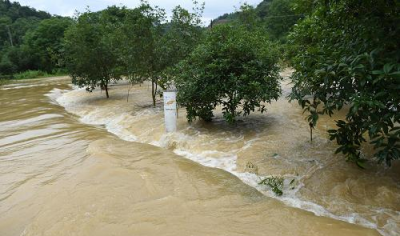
left=289, top=0, right=400, bottom=166
left=144, top=3, right=204, bottom=106
left=175, top=24, right=281, bottom=123
left=64, top=9, right=123, bottom=98
left=0, top=0, right=70, bottom=78
left=264, top=0, right=301, bottom=41
left=24, top=17, right=73, bottom=72
left=213, top=0, right=301, bottom=41
left=64, top=2, right=203, bottom=100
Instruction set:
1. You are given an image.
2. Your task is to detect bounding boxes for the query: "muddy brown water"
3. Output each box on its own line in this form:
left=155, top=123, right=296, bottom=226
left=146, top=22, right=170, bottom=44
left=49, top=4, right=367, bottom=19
left=0, top=73, right=398, bottom=236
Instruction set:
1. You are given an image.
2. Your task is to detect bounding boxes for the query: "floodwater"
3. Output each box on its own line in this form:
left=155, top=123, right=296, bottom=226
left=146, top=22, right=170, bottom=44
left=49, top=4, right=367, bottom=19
left=0, top=73, right=398, bottom=236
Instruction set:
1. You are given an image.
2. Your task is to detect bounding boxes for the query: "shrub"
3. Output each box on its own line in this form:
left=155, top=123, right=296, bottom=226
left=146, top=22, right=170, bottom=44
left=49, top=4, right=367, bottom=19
left=175, top=24, right=281, bottom=123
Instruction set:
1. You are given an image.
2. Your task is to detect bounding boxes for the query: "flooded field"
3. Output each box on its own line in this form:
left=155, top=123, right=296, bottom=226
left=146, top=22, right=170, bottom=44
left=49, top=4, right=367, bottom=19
left=0, top=74, right=398, bottom=236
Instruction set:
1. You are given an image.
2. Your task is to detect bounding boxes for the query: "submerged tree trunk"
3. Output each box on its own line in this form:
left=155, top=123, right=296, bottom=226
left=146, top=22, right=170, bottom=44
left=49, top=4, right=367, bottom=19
left=309, top=122, right=314, bottom=142
left=151, top=80, right=155, bottom=107
left=151, top=78, right=158, bottom=107
left=105, top=83, right=109, bottom=99
left=127, top=85, right=131, bottom=102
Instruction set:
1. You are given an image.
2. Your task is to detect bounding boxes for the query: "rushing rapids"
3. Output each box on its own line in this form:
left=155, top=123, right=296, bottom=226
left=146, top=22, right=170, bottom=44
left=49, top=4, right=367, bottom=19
left=0, top=73, right=398, bottom=236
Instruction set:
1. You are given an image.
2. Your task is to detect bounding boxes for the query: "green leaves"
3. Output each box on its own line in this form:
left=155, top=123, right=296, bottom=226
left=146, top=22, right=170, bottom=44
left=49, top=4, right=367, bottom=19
left=24, top=17, right=73, bottom=73
left=259, top=176, right=284, bottom=196
left=65, top=2, right=203, bottom=101
left=383, top=63, right=395, bottom=74
left=175, top=24, right=281, bottom=124
left=65, top=8, right=123, bottom=98
left=289, top=0, right=400, bottom=167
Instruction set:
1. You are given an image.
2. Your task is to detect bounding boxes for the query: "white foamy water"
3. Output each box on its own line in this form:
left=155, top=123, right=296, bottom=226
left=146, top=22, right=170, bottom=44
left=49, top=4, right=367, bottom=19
left=48, top=81, right=399, bottom=236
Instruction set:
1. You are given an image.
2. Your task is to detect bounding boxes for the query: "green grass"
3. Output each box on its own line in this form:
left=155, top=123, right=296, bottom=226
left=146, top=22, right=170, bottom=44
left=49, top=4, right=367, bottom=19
left=0, top=79, right=8, bottom=86
left=13, top=70, right=68, bottom=80
left=0, top=70, right=68, bottom=87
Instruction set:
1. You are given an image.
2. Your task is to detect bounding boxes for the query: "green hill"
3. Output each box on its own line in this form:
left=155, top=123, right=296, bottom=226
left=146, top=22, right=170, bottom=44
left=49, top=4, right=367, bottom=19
left=0, top=0, right=51, bottom=49
left=0, top=0, right=72, bottom=78
left=212, top=0, right=301, bottom=40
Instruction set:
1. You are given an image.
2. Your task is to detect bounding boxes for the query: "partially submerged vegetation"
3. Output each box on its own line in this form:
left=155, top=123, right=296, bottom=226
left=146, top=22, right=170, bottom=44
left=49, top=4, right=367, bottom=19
left=64, top=2, right=204, bottom=101
left=1, top=0, right=398, bottom=167
left=175, top=23, right=281, bottom=123
left=288, top=0, right=400, bottom=166
left=259, top=176, right=284, bottom=196
left=259, top=176, right=297, bottom=196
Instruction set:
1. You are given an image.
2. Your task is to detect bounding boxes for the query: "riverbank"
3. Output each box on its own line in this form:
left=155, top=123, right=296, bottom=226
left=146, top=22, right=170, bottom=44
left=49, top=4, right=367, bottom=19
left=0, top=71, right=68, bottom=86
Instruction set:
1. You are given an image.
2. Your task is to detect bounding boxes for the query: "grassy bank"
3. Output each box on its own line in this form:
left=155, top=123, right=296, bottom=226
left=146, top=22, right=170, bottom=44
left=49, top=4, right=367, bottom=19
left=13, top=70, right=68, bottom=80
left=0, top=79, right=8, bottom=86
left=0, top=70, right=68, bottom=86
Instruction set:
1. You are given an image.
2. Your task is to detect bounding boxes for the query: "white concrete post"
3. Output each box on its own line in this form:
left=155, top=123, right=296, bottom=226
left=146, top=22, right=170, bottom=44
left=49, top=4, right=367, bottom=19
left=163, top=91, right=177, bottom=132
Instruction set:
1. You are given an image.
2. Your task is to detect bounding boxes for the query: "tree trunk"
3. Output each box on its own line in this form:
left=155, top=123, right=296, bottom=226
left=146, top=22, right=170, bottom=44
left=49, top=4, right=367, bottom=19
left=105, top=83, right=109, bottom=99
left=127, top=86, right=131, bottom=102
left=229, top=95, right=236, bottom=118
left=7, top=25, right=13, bottom=47
left=309, top=122, right=314, bottom=142
left=151, top=80, right=156, bottom=107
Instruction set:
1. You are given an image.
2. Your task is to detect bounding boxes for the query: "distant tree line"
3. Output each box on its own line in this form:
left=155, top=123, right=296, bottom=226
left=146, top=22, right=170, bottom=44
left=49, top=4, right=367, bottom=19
left=0, top=0, right=72, bottom=78
left=213, top=0, right=302, bottom=42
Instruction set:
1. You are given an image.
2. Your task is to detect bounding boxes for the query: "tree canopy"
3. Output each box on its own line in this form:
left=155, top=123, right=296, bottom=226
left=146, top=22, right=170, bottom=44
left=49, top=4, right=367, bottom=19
left=175, top=24, right=281, bottom=123
left=288, top=0, right=400, bottom=166
left=64, top=8, right=124, bottom=98
left=0, top=0, right=70, bottom=77
left=64, top=2, right=203, bottom=100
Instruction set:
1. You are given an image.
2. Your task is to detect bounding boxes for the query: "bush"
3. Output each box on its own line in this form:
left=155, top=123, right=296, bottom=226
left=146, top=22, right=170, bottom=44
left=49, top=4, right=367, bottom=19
left=11, top=70, right=66, bottom=80
left=175, top=24, right=281, bottom=123
left=13, top=70, right=48, bottom=79
left=288, top=0, right=400, bottom=166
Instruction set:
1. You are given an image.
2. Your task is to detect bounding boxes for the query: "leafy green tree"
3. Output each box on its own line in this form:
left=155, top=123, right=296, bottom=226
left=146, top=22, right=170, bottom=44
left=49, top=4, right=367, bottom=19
left=0, top=16, right=13, bottom=49
left=64, top=2, right=202, bottom=102
left=265, top=0, right=301, bottom=41
left=0, top=0, right=51, bottom=49
left=113, top=2, right=166, bottom=105
left=255, top=0, right=273, bottom=18
left=235, top=3, right=261, bottom=31
left=129, top=1, right=204, bottom=107
left=64, top=9, right=122, bottom=98
left=4, top=46, right=31, bottom=71
left=0, top=52, right=15, bottom=74
left=175, top=24, right=281, bottom=123
left=24, top=17, right=73, bottom=72
left=112, top=4, right=157, bottom=85
left=153, top=4, right=204, bottom=100
left=10, top=17, right=41, bottom=45
left=0, top=0, right=66, bottom=77
left=289, top=0, right=400, bottom=167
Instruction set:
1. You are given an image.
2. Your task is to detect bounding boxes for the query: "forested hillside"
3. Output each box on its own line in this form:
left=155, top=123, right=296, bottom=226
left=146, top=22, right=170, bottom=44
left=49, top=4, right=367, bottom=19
left=213, top=0, right=301, bottom=41
left=0, top=0, right=71, bottom=78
